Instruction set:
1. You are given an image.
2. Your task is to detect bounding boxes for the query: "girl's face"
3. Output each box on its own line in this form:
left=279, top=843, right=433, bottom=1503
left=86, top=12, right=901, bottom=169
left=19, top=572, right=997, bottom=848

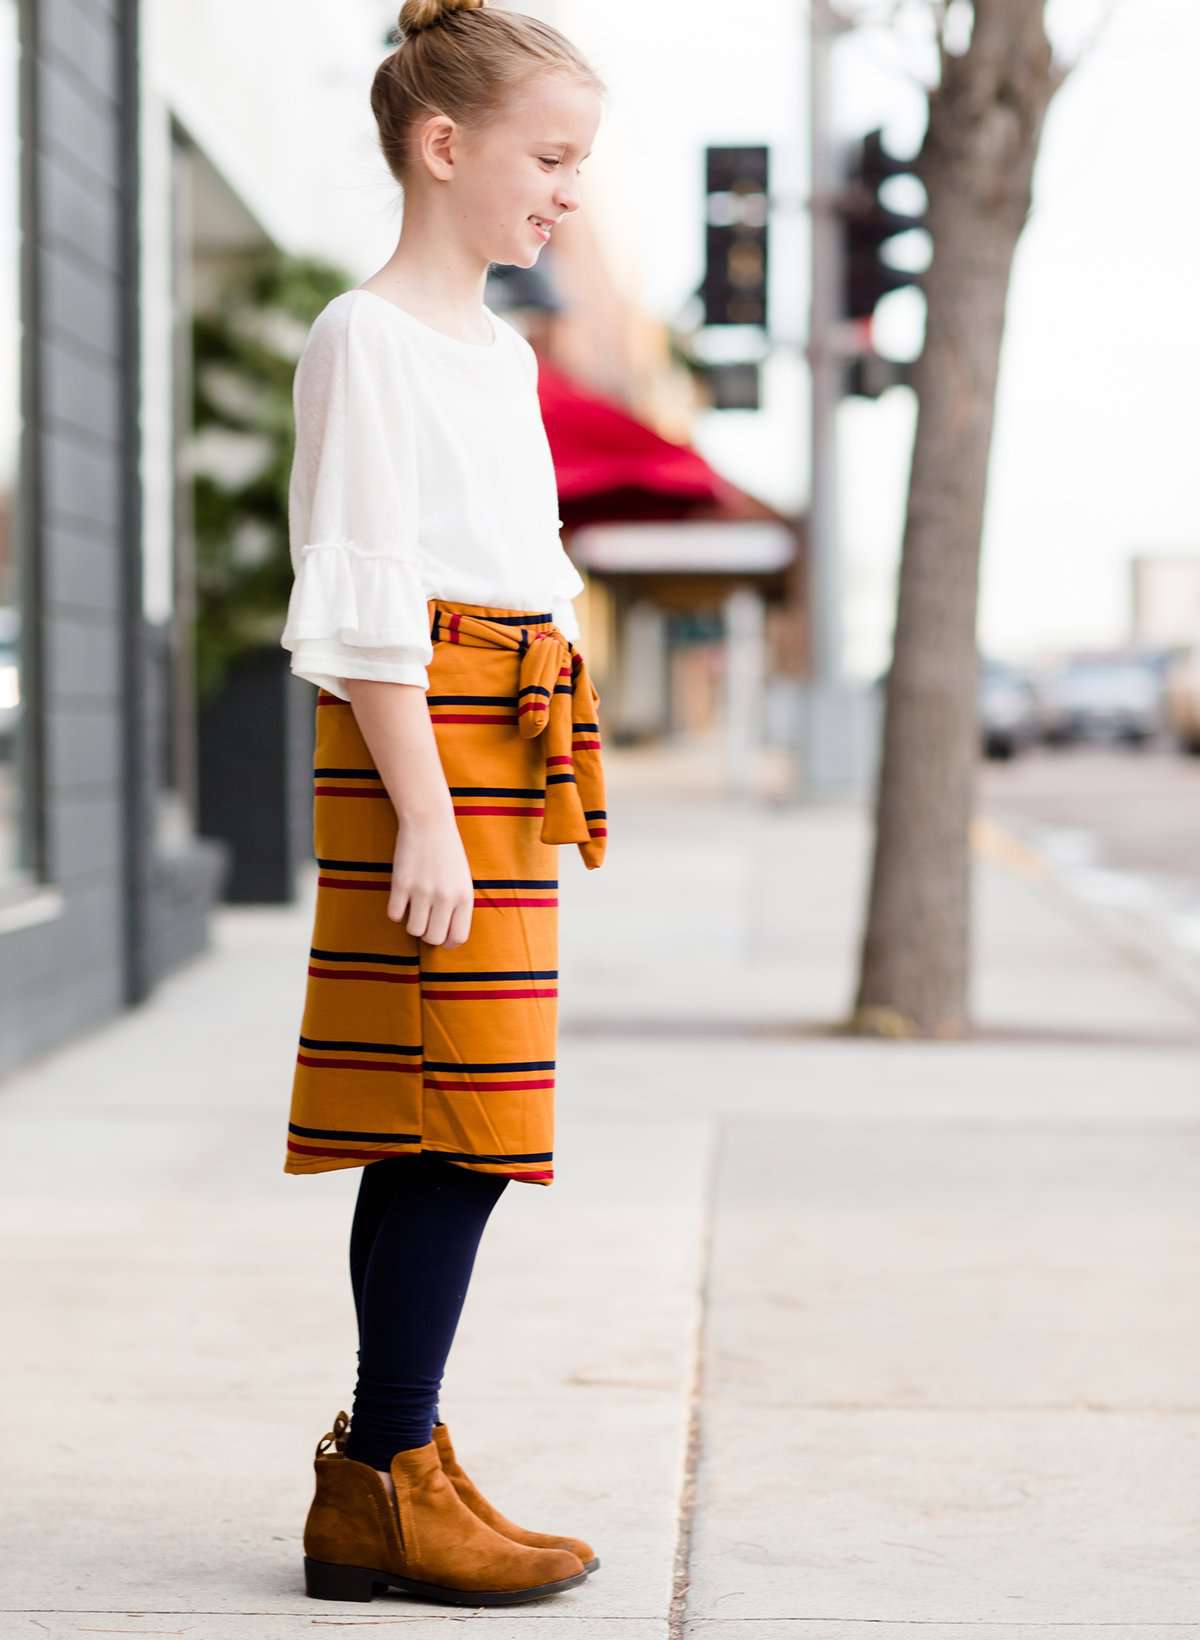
left=452, top=74, right=604, bottom=269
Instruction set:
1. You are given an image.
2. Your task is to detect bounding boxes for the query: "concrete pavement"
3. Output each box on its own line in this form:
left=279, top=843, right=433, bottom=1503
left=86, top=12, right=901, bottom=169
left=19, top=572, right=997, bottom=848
left=2, top=736, right=1198, bottom=1638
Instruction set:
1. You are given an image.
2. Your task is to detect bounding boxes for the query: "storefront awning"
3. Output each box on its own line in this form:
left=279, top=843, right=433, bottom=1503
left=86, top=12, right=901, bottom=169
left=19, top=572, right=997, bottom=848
left=536, top=356, right=750, bottom=523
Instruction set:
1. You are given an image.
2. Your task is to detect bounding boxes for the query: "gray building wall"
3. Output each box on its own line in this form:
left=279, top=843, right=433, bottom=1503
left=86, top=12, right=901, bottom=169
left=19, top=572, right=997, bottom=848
left=0, top=0, right=224, bottom=1074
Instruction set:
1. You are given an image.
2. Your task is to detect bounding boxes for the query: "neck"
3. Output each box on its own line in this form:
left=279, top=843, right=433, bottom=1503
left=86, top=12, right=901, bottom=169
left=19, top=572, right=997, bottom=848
left=369, top=208, right=491, bottom=333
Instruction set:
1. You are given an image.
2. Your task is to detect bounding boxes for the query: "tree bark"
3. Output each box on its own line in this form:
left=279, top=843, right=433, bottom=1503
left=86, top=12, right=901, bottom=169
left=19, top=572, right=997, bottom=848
left=852, top=0, right=1062, bottom=1037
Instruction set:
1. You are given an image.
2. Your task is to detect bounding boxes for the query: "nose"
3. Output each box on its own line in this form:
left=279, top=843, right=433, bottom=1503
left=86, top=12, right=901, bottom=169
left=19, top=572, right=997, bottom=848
left=553, top=179, right=582, bottom=215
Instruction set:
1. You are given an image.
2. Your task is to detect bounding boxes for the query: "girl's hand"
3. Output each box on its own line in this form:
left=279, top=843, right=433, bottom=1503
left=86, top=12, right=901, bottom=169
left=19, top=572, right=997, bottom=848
left=388, top=812, right=474, bottom=948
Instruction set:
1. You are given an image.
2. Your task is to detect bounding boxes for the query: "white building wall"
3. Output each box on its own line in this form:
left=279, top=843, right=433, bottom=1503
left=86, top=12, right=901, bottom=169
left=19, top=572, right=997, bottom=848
left=137, top=0, right=408, bottom=622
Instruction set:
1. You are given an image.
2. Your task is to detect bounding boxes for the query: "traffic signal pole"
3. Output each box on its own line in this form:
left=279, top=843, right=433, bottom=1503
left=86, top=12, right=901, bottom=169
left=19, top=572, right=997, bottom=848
left=790, top=0, right=860, bottom=799
left=807, top=0, right=841, bottom=700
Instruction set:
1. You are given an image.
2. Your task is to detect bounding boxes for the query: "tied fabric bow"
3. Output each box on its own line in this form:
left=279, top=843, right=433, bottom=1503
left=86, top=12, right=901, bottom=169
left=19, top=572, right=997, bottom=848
left=435, top=607, right=608, bottom=870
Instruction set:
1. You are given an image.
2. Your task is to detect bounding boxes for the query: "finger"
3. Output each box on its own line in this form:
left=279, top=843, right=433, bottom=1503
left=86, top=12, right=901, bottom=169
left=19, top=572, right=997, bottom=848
left=423, top=905, right=452, bottom=947
left=448, top=900, right=473, bottom=948
left=405, top=895, right=432, bottom=940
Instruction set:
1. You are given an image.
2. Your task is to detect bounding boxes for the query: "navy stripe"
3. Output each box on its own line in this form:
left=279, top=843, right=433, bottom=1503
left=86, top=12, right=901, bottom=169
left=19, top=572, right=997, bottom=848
left=448, top=785, right=545, bottom=798
left=546, top=772, right=576, bottom=785
left=518, top=684, right=551, bottom=699
left=424, top=1059, right=556, bottom=1072
left=427, top=693, right=518, bottom=706
left=290, top=1122, right=422, bottom=1143
left=583, top=809, right=607, bottom=820
left=317, top=857, right=391, bottom=873
left=310, top=947, right=419, bottom=966
left=314, top=766, right=384, bottom=778
left=299, top=1035, right=422, bottom=1055
left=420, top=968, right=558, bottom=981
left=573, top=721, right=599, bottom=731
left=434, top=1148, right=554, bottom=1163
left=472, top=878, right=558, bottom=888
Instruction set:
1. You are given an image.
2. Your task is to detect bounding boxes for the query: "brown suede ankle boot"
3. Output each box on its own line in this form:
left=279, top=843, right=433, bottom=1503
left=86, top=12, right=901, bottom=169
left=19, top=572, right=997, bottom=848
left=433, top=1419, right=600, bottom=1573
left=302, top=1412, right=588, bottom=1606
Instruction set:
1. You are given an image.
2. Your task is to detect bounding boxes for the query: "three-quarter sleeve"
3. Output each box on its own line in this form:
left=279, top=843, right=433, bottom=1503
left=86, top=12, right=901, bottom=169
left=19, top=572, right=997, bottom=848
left=280, top=298, right=433, bottom=695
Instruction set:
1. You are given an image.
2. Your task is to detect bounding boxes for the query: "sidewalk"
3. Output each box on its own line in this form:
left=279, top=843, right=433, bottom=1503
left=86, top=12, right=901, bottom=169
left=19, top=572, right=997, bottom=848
left=2, top=740, right=1198, bottom=1637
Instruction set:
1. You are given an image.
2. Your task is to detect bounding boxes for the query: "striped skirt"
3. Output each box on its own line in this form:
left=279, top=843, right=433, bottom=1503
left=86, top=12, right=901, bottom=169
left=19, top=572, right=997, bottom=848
left=283, top=600, right=608, bottom=1187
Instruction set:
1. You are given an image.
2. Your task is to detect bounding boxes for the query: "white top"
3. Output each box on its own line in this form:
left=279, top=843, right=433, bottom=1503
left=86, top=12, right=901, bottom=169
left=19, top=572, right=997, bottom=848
left=279, top=286, right=586, bottom=697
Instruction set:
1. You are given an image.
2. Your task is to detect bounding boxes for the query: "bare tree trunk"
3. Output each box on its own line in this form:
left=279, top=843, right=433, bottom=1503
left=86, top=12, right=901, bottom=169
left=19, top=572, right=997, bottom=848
left=852, top=0, right=1063, bottom=1037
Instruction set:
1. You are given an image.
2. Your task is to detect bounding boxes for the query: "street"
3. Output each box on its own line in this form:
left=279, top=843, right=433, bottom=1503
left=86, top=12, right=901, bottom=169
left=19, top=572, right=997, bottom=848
left=979, top=742, right=1200, bottom=989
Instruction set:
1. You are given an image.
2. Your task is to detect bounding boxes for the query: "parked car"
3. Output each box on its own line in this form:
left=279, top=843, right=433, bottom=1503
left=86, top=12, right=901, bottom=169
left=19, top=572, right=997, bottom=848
left=1036, top=652, right=1161, bottom=747
left=1164, top=643, right=1200, bottom=754
left=979, top=658, right=1040, bottom=759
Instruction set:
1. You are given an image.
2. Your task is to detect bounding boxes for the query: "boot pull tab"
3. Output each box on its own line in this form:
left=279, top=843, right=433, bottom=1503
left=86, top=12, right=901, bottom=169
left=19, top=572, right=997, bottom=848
left=315, top=1408, right=350, bottom=1459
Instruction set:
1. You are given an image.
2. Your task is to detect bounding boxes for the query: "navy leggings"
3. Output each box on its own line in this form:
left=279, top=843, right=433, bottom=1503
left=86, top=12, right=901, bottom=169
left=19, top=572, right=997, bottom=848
left=341, top=1152, right=510, bottom=1471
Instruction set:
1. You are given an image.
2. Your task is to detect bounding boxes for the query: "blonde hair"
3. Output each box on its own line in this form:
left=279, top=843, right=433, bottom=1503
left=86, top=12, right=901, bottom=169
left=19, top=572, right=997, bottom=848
left=373, top=0, right=605, bottom=186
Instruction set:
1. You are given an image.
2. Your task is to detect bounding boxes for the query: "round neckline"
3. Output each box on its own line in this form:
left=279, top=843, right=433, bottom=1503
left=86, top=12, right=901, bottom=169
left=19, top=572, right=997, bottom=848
left=347, top=286, right=500, bottom=352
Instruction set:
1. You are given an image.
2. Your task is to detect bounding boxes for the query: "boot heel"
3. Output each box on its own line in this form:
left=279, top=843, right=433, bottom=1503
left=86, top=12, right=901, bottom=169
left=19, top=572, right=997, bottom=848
left=304, top=1555, right=384, bottom=1602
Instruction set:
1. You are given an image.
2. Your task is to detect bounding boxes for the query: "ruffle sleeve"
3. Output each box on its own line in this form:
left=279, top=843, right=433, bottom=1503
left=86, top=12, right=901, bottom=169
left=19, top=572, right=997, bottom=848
left=280, top=296, right=434, bottom=694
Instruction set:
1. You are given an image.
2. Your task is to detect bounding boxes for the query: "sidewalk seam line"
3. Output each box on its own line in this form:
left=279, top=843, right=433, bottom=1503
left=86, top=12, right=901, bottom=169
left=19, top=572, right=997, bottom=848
left=667, top=1117, right=723, bottom=1640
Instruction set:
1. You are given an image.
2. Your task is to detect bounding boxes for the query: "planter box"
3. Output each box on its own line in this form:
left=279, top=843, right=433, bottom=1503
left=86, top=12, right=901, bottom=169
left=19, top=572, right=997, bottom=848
left=197, top=645, right=316, bottom=903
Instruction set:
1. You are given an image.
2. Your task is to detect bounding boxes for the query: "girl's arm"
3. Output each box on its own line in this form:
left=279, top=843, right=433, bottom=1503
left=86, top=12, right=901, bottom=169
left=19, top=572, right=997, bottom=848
left=344, top=679, right=474, bottom=949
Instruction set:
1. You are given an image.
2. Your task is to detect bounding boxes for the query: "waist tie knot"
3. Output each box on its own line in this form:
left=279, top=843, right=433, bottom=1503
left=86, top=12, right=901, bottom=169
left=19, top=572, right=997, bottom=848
left=431, top=605, right=608, bottom=870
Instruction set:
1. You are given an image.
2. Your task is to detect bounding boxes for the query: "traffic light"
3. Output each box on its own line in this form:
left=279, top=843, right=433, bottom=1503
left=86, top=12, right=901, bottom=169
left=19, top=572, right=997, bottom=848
left=695, top=360, right=762, bottom=410
left=836, top=128, right=927, bottom=398
left=701, top=145, right=770, bottom=328
left=838, top=128, right=925, bottom=325
left=843, top=353, right=915, bottom=400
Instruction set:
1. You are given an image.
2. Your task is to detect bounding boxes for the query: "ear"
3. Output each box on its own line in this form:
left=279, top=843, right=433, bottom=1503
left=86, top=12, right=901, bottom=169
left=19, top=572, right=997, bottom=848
left=418, top=111, right=458, bottom=181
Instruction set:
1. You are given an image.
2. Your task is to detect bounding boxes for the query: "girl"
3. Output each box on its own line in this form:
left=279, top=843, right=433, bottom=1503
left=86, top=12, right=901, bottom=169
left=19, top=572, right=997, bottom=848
left=277, top=0, right=608, bottom=1609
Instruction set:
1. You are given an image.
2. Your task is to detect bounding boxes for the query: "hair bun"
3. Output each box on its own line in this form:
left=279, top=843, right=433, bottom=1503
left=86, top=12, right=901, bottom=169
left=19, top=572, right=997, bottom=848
left=397, top=0, right=485, bottom=36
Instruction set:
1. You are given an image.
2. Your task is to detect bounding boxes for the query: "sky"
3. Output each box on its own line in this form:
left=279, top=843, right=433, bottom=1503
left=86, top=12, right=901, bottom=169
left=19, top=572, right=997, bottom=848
left=550, top=0, right=1200, bottom=675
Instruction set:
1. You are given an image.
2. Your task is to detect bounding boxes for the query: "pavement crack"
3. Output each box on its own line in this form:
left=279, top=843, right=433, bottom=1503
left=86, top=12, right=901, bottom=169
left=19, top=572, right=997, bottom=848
left=667, top=1116, right=723, bottom=1640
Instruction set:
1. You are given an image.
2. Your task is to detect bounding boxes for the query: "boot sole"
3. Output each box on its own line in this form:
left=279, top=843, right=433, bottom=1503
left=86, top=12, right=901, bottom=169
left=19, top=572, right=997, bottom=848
left=304, top=1553, right=590, bottom=1605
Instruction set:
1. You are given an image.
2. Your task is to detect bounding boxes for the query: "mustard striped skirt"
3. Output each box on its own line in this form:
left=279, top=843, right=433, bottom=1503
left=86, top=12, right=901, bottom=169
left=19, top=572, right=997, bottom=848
left=283, top=600, right=608, bottom=1187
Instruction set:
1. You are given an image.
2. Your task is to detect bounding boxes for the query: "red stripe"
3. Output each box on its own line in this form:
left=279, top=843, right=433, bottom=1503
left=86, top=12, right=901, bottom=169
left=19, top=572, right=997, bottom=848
left=454, top=804, right=544, bottom=817
left=573, top=739, right=601, bottom=749
left=297, top=1054, right=421, bottom=1073
left=474, top=896, right=557, bottom=908
left=429, top=713, right=519, bottom=725
left=449, top=611, right=462, bottom=643
left=308, top=966, right=418, bottom=983
left=422, top=986, right=557, bottom=1001
left=517, top=702, right=546, bottom=717
left=288, top=1140, right=417, bottom=1160
left=510, top=1169, right=554, bottom=1181
left=425, top=1078, right=556, bottom=1092
left=588, top=826, right=608, bottom=837
left=546, top=755, right=573, bottom=766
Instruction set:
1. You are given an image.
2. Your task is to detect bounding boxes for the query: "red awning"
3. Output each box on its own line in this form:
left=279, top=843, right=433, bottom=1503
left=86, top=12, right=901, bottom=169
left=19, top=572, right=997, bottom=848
left=536, top=356, right=755, bottom=526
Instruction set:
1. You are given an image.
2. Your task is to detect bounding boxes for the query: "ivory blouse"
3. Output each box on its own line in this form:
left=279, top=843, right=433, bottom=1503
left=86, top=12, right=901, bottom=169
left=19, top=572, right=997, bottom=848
left=279, top=286, right=585, bottom=698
